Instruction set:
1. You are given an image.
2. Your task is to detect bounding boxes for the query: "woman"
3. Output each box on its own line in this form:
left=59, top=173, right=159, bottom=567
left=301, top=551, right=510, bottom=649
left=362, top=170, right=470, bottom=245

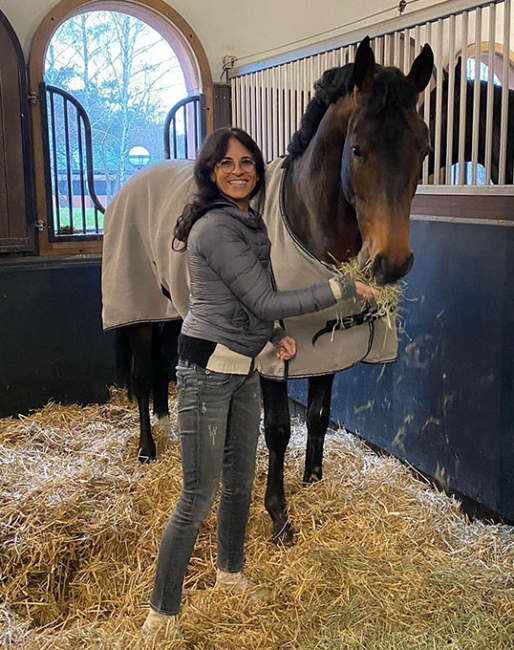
left=143, top=127, right=378, bottom=638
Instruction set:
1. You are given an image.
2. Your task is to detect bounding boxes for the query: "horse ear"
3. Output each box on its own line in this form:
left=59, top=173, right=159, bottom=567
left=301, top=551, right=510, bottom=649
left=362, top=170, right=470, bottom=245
left=407, top=43, right=434, bottom=92
left=454, top=56, right=463, bottom=80
left=353, top=36, right=376, bottom=92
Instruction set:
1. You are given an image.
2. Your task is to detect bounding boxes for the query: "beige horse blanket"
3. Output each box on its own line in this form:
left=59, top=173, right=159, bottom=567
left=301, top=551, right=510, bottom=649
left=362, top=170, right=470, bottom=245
left=102, top=157, right=397, bottom=379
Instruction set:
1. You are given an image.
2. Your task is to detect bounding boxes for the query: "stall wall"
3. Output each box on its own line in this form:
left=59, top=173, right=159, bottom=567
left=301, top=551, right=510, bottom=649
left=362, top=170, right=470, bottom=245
left=0, top=257, right=116, bottom=417
left=290, top=217, right=514, bottom=522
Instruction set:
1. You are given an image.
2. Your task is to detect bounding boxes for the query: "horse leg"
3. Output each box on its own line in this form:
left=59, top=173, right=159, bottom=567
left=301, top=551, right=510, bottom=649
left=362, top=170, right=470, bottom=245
left=113, top=327, right=132, bottom=389
left=261, top=377, right=295, bottom=546
left=125, top=323, right=156, bottom=462
left=304, top=373, right=335, bottom=484
left=151, top=320, right=181, bottom=427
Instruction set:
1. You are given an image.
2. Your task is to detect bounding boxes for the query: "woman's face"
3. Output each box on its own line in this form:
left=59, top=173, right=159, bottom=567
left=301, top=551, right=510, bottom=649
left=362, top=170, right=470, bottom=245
left=211, top=137, right=258, bottom=211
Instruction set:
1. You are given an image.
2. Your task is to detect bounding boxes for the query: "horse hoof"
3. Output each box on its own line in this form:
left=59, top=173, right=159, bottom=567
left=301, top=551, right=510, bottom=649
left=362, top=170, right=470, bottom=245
left=151, top=414, right=170, bottom=428
left=138, top=449, right=156, bottom=463
left=271, top=522, right=295, bottom=547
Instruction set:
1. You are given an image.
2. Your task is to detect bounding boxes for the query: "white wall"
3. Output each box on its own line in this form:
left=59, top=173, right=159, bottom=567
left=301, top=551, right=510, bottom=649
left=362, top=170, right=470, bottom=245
left=2, top=0, right=452, bottom=79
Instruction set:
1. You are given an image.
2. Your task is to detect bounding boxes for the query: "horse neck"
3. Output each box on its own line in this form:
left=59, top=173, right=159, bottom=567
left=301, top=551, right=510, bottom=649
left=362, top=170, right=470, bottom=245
left=282, top=100, right=361, bottom=264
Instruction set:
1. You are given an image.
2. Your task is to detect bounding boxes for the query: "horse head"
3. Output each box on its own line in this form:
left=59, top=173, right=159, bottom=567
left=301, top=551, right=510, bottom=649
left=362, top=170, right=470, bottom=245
left=341, top=37, right=433, bottom=284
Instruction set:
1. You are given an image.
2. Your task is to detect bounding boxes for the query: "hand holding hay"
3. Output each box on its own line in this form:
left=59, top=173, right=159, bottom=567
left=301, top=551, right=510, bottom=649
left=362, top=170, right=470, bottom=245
left=331, top=256, right=405, bottom=325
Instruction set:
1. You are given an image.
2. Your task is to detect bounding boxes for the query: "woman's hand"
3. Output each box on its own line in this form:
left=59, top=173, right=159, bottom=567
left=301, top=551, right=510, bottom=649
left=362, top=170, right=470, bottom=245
left=355, top=280, right=381, bottom=300
left=276, top=335, right=297, bottom=360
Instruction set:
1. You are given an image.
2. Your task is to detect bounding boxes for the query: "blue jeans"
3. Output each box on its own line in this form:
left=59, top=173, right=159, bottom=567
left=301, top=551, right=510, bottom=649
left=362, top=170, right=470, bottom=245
left=149, top=364, right=261, bottom=615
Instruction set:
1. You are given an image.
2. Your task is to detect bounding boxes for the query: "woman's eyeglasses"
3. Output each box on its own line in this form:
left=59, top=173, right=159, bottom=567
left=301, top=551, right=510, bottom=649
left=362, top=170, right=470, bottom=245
left=216, top=157, right=256, bottom=173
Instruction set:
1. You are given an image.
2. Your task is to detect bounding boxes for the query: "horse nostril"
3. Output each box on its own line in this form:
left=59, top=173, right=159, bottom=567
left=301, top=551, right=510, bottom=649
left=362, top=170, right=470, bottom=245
left=405, top=252, right=414, bottom=275
left=371, top=254, right=388, bottom=285
left=372, top=252, right=414, bottom=285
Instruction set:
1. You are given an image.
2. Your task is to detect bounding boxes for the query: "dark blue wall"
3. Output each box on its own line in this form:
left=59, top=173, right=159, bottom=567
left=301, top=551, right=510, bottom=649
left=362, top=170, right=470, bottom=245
left=0, top=256, right=117, bottom=417
left=290, top=218, right=514, bottom=523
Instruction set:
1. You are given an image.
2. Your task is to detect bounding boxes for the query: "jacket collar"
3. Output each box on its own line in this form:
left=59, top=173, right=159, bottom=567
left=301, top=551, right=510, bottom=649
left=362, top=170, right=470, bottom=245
left=210, top=199, right=263, bottom=230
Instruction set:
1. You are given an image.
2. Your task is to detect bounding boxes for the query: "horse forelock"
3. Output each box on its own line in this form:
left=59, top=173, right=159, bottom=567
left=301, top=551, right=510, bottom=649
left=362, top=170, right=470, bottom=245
left=369, top=67, right=419, bottom=115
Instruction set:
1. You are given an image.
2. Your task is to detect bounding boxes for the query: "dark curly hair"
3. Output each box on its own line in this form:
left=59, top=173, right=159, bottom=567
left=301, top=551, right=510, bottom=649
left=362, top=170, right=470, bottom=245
left=172, top=127, right=266, bottom=250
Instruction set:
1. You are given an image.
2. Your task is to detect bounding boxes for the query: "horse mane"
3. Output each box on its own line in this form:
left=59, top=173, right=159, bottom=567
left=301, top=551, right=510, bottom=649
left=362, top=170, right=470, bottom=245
left=287, top=64, right=357, bottom=158
left=287, top=62, right=421, bottom=158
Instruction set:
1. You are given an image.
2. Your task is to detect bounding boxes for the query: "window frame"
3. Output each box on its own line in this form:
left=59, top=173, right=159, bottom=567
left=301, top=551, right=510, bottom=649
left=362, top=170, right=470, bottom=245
left=28, top=0, right=213, bottom=257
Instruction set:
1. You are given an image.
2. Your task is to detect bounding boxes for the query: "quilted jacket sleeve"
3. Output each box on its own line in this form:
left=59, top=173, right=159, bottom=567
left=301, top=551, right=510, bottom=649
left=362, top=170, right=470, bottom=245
left=192, top=216, right=355, bottom=321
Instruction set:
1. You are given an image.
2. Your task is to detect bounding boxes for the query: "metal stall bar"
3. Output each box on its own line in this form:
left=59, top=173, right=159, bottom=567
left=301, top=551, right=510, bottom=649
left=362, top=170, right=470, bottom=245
left=421, top=22, right=432, bottom=184
left=498, top=0, right=511, bottom=183
left=471, top=6, right=483, bottom=184
left=445, top=14, right=457, bottom=184
left=484, top=2, right=497, bottom=184
left=458, top=11, right=470, bottom=185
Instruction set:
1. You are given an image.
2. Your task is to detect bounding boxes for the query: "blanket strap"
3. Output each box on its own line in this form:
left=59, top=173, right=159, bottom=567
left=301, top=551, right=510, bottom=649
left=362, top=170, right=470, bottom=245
left=311, top=305, right=383, bottom=346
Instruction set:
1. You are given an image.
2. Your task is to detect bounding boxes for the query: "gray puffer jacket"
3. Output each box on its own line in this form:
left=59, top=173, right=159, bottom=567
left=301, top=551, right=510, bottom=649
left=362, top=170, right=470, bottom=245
left=182, top=201, right=341, bottom=359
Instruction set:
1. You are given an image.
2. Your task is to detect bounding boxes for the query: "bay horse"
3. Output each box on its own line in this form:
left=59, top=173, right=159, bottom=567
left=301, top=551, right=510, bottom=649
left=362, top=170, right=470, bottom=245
left=102, top=36, right=434, bottom=545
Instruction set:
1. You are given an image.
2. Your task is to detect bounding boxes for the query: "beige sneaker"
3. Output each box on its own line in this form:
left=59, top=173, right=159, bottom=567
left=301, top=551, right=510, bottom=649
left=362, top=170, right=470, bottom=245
left=214, top=569, right=267, bottom=599
left=142, top=608, right=181, bottom=640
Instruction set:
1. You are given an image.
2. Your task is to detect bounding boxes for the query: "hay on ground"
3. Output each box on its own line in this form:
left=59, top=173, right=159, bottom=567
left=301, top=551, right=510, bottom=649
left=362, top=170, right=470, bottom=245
left=1, top=390, right=513, bottom=650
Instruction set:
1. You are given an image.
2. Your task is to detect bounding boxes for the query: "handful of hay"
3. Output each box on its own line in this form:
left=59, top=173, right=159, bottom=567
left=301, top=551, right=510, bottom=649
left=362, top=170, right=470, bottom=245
left=334, top=257, right=406, bottom=327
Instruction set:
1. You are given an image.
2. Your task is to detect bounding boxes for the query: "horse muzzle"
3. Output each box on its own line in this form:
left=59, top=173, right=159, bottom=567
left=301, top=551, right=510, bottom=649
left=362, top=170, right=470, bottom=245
left=371, top=251, right=414, bottom=285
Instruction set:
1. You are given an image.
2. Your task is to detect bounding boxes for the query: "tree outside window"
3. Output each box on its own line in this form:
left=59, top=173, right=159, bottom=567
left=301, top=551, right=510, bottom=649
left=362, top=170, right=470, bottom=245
left=44, top=10, right=187, bottom=230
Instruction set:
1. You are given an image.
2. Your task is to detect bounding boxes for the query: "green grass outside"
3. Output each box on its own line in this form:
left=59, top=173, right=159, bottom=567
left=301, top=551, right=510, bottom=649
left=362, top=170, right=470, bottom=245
left=54, top=207, right=105, bottom=234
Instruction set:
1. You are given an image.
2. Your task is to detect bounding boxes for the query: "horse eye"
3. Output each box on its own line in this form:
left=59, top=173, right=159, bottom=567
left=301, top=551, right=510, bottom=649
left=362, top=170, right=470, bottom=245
left=352, top=146, right=362, bottom=158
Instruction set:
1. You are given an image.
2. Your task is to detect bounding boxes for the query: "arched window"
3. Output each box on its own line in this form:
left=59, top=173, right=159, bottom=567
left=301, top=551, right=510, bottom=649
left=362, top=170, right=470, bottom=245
left=29, top=0, right=212, bottom=256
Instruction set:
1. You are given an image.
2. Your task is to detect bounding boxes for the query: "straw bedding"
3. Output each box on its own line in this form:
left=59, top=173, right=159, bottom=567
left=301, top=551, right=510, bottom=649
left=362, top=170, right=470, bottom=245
left=1, top=390, right=513, bottom=649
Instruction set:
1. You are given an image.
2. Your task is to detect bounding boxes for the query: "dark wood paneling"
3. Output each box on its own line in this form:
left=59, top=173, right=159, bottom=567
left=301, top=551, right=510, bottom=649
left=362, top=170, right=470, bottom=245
left=0, top=11, right=36, bottom=253
left=0, top=257, right=117, bottom=417
left=412, top=192, right=514, bottom=221
left=212, top=82, right=232, bottom=129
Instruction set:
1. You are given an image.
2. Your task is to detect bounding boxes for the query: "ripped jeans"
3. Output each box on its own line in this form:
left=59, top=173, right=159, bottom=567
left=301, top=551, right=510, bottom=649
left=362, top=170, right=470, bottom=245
left=149, top=364, right=261, bottom=615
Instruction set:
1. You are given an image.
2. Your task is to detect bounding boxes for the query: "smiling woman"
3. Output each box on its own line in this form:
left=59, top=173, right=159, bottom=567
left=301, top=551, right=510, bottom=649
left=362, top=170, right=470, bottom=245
left=211, top=139, right=259, bottom=210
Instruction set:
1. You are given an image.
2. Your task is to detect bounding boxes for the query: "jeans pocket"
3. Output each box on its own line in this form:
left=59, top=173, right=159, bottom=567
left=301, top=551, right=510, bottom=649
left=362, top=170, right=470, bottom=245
left=176, top=367, right=197, bottom=412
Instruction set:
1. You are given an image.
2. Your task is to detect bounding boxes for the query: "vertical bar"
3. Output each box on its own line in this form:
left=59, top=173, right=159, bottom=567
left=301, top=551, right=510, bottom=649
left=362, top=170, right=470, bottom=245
left=172, top=114, right=178, bottom=158
left=483, top=2, right=496, bottom=184
left=375, top=35, right=384, bottom=66
left=394, top=30, right=401, bottom=68
left=183, top=106, right=189, bottom=159
left=296, top=59, right=302, bottom=136
left=255, top=74, right=262, bottom=153
left=76, top=111, right=87, bottom=234
left=422, top=22, right=432, bottom=184
left=63, top=99, right=74, bottom=231
left=403, top=27, right=411, bottom=73
left=498, top=0, right=511, bottom=183
left=433, top=19, right=444, bottom=185
left=284, top=63, right=292, bottom=154
left=445, top=15, right=456, bottom=184
left=272, top=66, right=278, bottom=160
left=384, top=33, right=391, bottom=66
left=471, top=6, right=483, bottom=184
left=277, top=66, right=285, bottom=156
left=50, top=93, right=59, bottom=231
left=458, top=11, right=469, bottom=185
